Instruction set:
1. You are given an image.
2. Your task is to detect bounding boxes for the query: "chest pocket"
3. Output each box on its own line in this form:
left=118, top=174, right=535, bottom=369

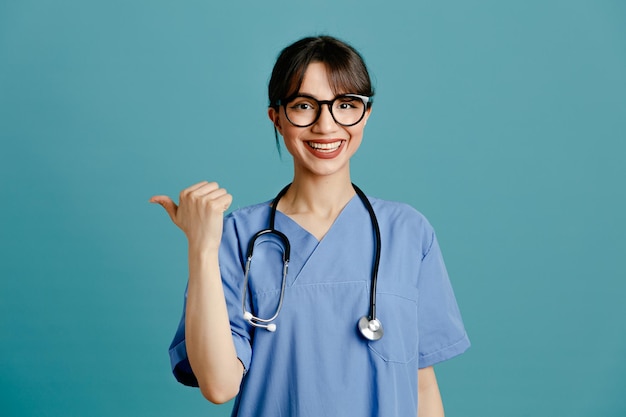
left=367, top=287, right=419, bottom=364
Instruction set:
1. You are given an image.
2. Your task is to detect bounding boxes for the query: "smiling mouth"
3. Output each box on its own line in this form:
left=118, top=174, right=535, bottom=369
left=306, top=140, right=343, bottom=152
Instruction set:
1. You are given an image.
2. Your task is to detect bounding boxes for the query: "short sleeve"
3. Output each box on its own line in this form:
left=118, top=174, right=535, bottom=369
left=168, top=215, right=254, bottom=386
left=417, top=231, right=470, bottom=368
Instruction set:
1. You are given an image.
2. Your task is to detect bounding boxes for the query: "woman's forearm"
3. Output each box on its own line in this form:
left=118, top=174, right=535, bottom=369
left=185, top=245, right=243, bottom=404
left=417, top=366, right=445, bottom=417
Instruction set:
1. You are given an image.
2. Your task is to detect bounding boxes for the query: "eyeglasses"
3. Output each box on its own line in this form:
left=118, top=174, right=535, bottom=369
left=277, top=94, right=372, bottom=128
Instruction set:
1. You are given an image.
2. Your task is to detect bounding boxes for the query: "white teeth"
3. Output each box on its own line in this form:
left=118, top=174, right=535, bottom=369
left=308, top=141, right=342, bottom=151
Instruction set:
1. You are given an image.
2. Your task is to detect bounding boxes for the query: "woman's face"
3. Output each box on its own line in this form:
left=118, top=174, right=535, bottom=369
left=268, top=62, right=371, bottom=179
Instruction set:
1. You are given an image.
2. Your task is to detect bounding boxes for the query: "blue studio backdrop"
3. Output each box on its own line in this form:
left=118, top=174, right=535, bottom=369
left=1, top=1, right=625, bottom=416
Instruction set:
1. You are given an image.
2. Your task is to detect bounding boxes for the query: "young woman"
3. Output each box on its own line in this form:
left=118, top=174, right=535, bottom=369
left=151, top=35, right=470, bottom=417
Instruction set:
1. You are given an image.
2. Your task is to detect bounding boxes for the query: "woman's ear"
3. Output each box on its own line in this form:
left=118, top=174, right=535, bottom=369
left=268, top=107, right=283, bottom=135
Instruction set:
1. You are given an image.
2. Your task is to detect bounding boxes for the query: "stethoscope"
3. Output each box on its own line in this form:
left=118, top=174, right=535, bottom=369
left=242, top=183, right=384, bottom=341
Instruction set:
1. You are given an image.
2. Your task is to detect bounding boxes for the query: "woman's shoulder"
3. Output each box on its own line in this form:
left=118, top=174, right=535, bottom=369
left=228, top=200, right=271, bottom=217
left=368, top=196, right=438, bottom=253
left=224, top=200, right=272, bottom=225
left=368, top=196, right=432, bottom=228
left=219, top=201, right=272, bottom=244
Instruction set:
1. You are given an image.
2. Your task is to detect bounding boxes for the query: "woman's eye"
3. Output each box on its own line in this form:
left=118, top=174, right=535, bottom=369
left=291, top=102, right=314, bottom=111
left=337, top=100, right=358, bottom=110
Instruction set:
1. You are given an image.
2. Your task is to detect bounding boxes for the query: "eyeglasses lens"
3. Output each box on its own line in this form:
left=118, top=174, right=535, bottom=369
left=285, top=95, right=366, bottom=127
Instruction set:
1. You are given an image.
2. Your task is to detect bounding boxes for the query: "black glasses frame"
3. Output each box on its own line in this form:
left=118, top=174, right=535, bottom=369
left=277, top=94, right=372, bottom=128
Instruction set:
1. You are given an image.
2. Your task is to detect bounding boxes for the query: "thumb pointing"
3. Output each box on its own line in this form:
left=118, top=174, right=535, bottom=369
left=149, top=195, right=178, bottom=223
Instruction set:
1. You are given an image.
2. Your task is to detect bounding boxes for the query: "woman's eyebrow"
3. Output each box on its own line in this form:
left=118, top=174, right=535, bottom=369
left=295, top=92, right=320, bottom=98
left=295, top=92, right=346, bottom=99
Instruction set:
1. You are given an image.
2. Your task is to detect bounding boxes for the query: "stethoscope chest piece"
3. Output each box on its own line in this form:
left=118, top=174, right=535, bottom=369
left=358, top=316, right=384, bottom=341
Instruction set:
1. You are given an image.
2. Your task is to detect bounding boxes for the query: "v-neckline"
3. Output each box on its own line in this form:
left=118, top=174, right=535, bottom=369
left=273, top=194, right=359, bottom=243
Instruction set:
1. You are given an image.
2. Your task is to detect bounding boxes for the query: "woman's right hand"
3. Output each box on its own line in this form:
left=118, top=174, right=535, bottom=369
left=149, top=181, right=233, bottom=251
left=152, top=182, right=243, bottom=401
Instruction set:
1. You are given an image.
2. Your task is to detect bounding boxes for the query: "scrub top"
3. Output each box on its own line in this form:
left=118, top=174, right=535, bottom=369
left=169, top=194, right=470, bottom=417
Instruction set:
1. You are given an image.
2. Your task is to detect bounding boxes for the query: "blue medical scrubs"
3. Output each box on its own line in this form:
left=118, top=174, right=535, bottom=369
left=169, top=195, right=470, bottom=416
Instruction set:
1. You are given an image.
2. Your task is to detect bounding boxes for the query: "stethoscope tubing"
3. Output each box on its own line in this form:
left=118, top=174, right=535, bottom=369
left=352, top=184, right=381, bottom=323
left=242, top=228, right=290, bottom=326
left=242, top=183, right=383, bottom=340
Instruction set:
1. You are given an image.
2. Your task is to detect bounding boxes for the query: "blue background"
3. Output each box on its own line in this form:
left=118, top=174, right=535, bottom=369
left=1, top=1, right=625, bottom=416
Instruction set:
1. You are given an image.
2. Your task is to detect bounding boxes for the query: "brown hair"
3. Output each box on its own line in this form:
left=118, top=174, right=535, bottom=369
left=269, top=35, right=374, bottom=107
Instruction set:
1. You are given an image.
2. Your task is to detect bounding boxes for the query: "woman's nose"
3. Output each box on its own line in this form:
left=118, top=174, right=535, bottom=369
left=312, top=104, right=339, bottom=133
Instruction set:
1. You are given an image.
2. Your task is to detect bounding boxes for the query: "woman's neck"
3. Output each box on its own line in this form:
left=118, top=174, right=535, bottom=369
left=277, top=171, right=356, bottom=223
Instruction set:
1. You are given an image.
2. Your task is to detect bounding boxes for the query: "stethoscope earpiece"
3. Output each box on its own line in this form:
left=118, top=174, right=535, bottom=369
left=244, top=309, right=278, bottom=332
